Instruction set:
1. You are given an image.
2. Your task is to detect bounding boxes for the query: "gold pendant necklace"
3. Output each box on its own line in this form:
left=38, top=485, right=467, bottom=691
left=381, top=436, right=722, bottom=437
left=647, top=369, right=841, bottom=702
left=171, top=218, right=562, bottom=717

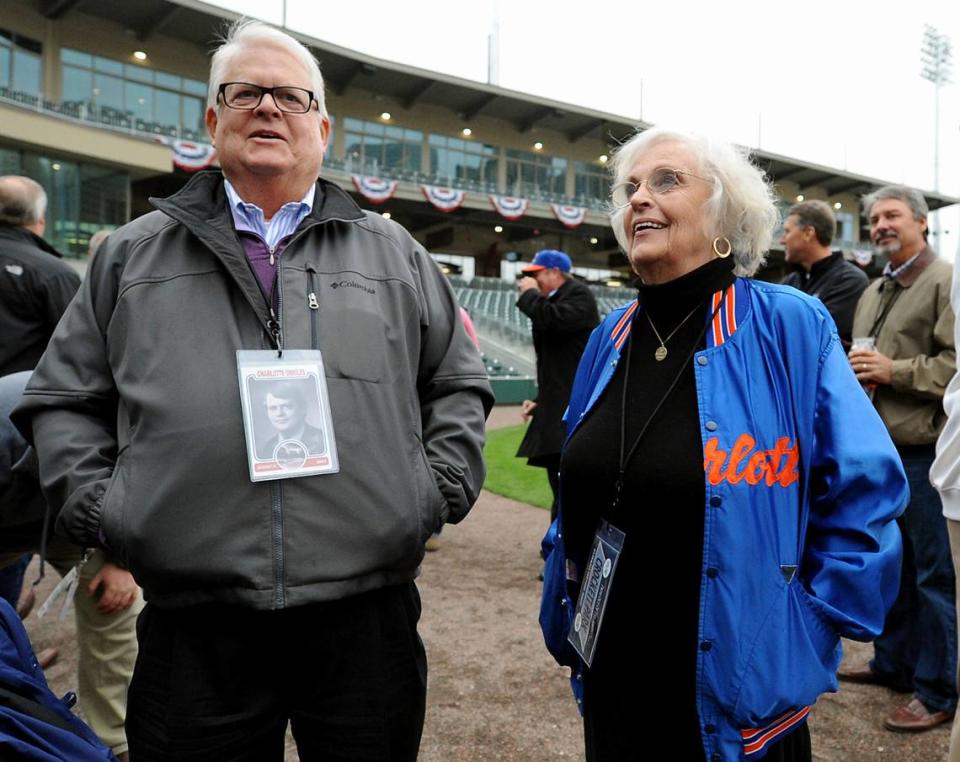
left=645, top=303, right=701, bottom=361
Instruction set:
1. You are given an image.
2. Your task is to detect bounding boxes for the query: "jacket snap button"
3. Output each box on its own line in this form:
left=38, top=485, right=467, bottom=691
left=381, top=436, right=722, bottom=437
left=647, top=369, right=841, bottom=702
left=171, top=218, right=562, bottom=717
left=705, top=420, right=718, bottom=431
left=697, top=356, right=708, bottom=366
left=712, top=754, right=721, bottom=762
left=705, top=723, right=716, bottom=734
left=700, top=640, right=712, bottom=652
left=710, top=496, right=722, bottom=507
left=707, top=567, right=719, bottom=578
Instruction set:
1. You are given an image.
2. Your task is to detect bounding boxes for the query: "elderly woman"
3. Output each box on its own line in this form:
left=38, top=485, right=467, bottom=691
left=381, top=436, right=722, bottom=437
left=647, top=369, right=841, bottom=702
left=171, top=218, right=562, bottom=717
left=540, top=128, right=908, bottom=762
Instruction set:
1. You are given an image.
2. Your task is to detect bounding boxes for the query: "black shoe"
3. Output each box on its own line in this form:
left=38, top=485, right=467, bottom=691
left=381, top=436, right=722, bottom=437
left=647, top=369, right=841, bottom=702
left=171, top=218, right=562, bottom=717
left=837, top=662, right=912, bottom=693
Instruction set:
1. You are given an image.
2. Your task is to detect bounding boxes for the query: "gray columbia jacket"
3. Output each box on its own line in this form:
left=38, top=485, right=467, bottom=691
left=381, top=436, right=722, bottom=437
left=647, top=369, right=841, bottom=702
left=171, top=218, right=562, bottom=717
left=13, top=170, right=493, bottom=609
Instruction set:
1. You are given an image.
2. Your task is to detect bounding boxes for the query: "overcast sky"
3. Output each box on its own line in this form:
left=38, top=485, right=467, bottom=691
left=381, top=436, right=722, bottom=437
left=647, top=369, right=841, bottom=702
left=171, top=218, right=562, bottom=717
left=210, top=0, right=959, bottom=256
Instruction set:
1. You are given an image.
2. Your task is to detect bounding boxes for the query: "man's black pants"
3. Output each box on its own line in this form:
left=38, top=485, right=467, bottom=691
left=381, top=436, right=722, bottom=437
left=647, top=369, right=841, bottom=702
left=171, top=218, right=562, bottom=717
left=126, top=582, right=427, bottom=761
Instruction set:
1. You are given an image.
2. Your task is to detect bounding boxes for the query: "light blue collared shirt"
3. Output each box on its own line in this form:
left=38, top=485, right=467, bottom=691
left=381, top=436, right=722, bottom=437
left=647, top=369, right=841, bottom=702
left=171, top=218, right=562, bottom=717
left=223, top=179, right=315, bottom=250
left=882, top=250, right=921, bottom=281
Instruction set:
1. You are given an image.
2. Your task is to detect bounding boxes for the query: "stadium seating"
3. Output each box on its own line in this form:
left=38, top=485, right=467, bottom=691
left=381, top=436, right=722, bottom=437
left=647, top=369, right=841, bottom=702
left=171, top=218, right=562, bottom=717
left=451, top=276, right=635, bottom=382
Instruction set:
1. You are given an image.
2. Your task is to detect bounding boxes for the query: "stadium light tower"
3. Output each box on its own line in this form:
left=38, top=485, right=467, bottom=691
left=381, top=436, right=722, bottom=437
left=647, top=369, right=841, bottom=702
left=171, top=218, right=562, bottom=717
left=920, top=24, right=952, bottom=248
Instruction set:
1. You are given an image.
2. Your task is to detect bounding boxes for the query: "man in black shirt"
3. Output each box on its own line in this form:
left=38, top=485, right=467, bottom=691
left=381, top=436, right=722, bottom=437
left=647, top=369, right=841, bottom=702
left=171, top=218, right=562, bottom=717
left=780, top=199, right=867, bottom=348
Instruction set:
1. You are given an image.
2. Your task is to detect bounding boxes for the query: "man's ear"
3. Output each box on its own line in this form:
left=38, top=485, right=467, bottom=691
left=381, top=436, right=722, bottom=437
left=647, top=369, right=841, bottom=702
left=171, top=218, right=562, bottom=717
left=205, top=106, right=219, bottom=145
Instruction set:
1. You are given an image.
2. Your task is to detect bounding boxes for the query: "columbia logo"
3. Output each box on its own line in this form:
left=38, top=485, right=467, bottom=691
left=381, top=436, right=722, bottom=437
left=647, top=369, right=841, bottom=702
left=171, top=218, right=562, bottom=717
left=330, top=280, right=376, bottom=295
left=4, top=264, right=24, bottom=276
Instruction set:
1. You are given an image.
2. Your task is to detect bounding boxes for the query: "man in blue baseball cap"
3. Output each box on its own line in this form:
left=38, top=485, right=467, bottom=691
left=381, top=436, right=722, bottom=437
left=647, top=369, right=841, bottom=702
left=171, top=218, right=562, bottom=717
left=516, top=250, right=599, bottom=523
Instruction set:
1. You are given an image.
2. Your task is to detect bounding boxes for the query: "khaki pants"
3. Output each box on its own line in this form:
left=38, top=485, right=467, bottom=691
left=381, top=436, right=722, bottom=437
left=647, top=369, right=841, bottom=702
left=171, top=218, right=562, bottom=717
left=0, top=540, right=143, bottom=755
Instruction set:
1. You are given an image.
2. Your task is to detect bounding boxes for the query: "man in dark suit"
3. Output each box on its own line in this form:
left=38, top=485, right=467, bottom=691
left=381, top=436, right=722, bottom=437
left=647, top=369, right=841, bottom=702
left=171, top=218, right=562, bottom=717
left=516, top=249, right=599, bottom=520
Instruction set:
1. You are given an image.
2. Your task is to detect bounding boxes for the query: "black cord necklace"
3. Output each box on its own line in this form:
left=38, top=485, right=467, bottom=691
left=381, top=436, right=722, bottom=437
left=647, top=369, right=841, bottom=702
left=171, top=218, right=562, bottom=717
left=609, top=286, right=729, bottom=518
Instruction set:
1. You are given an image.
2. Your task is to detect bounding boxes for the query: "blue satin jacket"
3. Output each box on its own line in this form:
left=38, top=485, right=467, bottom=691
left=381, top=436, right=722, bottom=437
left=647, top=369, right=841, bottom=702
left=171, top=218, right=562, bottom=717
left=540, top=278, right=907, bottom=761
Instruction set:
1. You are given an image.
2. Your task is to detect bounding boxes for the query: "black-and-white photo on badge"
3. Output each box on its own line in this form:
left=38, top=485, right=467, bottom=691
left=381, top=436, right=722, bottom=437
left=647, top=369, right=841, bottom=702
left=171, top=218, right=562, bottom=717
left=237, top=349, right=339, bottom=481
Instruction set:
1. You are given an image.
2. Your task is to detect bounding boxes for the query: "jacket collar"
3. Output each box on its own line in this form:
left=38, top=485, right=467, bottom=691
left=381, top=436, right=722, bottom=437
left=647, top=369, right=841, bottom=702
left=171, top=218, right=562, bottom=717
left=807, top=251, right=843, bottom=278
left=150, top=170, right=365, bottom=229
left=147, top=170, right=367, bottom=331
left=549, top=278, right=575, bottom=300
left=610, top=278, right=747, bottom=352
left=0, top=223, right=64, bottom=258
left=890, top=245, right=936, bottom=288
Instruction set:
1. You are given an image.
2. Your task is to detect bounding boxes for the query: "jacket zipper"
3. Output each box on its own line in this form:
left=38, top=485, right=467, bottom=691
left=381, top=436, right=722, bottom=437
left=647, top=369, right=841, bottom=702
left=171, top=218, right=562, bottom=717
left=263, top=227, right=316, bottom=353
left=268, top=238, right=293, bottom=608
left=260, top=224, right=343, bottom=607
left=307, top=267, right=320, bottom=350
left=271, top=480, right=285, bottom=608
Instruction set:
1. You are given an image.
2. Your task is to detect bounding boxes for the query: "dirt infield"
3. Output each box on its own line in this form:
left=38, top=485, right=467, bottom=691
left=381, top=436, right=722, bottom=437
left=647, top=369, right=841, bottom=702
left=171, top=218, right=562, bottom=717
left=23, top=405, right=951, bottom=760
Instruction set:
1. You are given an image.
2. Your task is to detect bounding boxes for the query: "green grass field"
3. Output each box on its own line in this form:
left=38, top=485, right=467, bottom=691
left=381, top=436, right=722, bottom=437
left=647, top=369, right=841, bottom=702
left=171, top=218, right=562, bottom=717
left=482, top=424, right=553, bottom=510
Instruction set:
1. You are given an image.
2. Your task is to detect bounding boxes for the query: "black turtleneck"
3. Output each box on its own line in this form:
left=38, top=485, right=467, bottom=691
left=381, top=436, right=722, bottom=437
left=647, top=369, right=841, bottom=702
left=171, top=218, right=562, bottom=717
left=563, top=257, right=809, bottom=762
left=562, top=258, right=730, bottom=761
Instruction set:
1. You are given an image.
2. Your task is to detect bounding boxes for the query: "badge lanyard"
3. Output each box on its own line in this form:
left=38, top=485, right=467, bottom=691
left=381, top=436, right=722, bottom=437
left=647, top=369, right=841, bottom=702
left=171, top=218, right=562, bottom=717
left=610, top=287, right=729, bottom=517
left=867, top=279, right=904, bottom=340
left=567, top=287, right=728, bottom=666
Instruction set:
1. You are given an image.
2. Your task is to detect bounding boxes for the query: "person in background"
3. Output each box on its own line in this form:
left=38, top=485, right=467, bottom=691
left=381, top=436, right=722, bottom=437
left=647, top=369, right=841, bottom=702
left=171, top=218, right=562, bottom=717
left=87, top=230, right=111, bottom=259
left=0, top=175, right=82, bottom=645
left=1, top=371, right=142, bottom=760
left=842, top=185, right=957, bottom=732
left=780, top=199, right=867, bottom=348
left=459, top=305, right=480, bottom=351
left=932, top=238, right=960, bottom=761
left=516, top=249, right=598, bottom=522
left=540, top=127, right=906, bottom=761
left=0, top=175, right=80, bottom=377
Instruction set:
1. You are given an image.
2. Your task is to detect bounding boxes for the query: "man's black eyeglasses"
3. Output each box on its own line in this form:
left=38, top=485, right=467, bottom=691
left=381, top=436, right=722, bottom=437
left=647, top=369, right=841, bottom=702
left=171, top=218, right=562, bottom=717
left=217, top=82, right=316, bottom=114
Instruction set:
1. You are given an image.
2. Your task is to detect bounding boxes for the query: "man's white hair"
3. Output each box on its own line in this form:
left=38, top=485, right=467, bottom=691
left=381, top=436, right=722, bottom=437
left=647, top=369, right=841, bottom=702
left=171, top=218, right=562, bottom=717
left=609, top=128, right=779, bottom=276
left=207, top=19, right=328, bottom=120
left=0, top=176, right=47, bottom=227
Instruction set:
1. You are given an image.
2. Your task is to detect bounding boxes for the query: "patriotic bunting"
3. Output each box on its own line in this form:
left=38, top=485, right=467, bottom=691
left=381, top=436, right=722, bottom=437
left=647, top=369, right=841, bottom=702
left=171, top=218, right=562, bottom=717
left=550, top=204, right=587, bottom=229
left=489, top=194, right=529, bottom=220
left=154, top=137, right=217, bottom=172
left=421, top=185, right=467, bottom=212
left=351, top=175, right=399, bottom=204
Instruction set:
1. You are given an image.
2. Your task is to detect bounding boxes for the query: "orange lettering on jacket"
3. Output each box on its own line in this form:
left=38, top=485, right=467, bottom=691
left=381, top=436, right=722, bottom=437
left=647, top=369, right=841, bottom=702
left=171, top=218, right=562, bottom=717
left=703, top=434, right=799, bottom=488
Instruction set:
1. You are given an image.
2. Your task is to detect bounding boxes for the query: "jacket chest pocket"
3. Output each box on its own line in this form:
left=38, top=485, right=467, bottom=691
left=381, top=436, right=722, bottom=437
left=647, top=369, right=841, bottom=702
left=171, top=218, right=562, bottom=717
left=305, top=270, right=408, bottom=384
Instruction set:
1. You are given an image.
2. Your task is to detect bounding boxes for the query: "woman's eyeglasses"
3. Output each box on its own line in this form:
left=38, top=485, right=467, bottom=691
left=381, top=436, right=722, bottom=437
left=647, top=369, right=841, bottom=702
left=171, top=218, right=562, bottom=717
left=610, top=168, right=711, bottom=208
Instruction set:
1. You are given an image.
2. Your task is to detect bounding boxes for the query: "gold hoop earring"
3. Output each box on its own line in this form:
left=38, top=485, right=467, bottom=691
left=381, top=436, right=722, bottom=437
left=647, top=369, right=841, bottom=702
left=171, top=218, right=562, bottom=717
left=713, top=237, right=732, bottom=258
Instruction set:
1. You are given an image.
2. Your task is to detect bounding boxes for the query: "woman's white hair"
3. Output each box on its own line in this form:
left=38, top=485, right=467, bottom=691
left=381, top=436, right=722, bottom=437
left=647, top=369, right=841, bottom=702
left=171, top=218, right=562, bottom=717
left=609, top=127, right=779, bottom=276
left=207, top=19, right=328, bottom=120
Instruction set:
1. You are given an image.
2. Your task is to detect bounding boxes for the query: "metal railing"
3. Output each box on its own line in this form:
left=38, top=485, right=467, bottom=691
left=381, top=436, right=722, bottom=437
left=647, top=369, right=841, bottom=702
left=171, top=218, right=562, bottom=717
left=0, top=86, right=203, bottom=143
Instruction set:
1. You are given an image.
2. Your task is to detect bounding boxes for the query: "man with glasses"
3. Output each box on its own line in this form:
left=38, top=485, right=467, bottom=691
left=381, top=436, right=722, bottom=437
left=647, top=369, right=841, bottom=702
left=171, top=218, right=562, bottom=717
left=14, top=19, right=492, bottom=762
